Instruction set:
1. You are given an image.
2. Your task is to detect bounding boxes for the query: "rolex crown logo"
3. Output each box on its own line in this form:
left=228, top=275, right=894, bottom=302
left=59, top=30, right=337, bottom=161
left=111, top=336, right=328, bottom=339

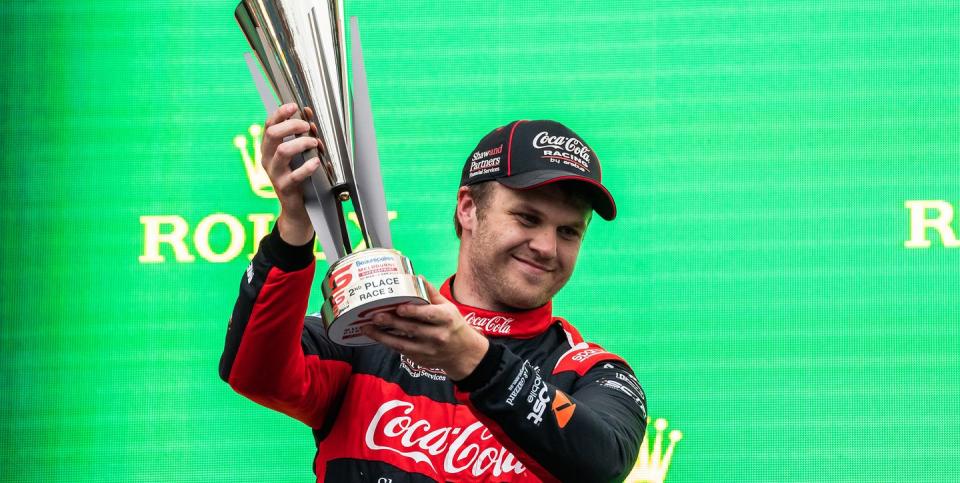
left=626, top=418, right=682, bottom=483
left=234, top=124, right=275, bottom=198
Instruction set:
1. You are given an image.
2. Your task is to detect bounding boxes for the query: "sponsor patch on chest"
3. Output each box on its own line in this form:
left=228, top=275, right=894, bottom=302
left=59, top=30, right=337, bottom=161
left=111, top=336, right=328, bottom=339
left=399, top=354, right=447, bottom=381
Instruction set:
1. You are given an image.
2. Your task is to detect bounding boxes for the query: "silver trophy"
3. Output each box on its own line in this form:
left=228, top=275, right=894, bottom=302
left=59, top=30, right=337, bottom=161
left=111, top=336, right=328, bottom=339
left=236, top=0, right=427, bottom=346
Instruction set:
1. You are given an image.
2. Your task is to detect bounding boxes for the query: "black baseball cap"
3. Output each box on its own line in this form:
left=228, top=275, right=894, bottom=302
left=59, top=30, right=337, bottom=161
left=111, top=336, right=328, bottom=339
left=460, top=120, right=617, bottom=220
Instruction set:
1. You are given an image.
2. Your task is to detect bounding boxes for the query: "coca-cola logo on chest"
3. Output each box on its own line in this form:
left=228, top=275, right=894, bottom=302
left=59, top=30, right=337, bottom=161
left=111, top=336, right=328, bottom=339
left=365, top=400, right=526, bottom=478
left=464, top=312, right=514, bottom=335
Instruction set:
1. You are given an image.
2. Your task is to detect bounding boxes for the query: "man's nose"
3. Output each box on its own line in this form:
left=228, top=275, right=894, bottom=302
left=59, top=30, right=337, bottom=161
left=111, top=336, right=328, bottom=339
left=527, top=227, right=557, bottom=260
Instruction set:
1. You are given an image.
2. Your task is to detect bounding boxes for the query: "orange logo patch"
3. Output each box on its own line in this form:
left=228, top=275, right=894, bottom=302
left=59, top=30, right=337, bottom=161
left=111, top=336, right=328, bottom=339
left=551, top=390, right=576, bottom=429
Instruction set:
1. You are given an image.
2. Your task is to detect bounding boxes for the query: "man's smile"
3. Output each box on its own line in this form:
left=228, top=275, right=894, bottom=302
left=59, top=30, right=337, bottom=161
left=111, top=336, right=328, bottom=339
left=511, top=255, right=554, bottom=274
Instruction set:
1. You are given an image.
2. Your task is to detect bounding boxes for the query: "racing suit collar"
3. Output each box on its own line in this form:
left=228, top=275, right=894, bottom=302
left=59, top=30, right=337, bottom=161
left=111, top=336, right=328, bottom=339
left=440, top=276, right=554, bottom=339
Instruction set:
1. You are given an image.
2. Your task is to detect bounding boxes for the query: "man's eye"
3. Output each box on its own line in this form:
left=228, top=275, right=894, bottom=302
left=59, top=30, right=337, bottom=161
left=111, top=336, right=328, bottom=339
left=515, top=213, right=537, bottom=225
left=559, top=227, right=582, bottom=240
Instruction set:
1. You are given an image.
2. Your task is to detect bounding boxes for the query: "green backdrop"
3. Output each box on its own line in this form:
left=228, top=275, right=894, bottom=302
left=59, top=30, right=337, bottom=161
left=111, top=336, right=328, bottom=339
left=1, top=1, right=958, bottom=481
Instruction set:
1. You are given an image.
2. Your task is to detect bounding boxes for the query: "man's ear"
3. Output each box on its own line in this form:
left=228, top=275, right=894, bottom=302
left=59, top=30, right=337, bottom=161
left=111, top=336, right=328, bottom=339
left=456, top=186, right=478, bottom=235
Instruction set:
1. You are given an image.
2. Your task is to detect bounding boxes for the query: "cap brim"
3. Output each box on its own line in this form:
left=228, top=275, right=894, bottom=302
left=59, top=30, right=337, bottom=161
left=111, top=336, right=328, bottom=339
left=497, top=170, right=617, bottom=220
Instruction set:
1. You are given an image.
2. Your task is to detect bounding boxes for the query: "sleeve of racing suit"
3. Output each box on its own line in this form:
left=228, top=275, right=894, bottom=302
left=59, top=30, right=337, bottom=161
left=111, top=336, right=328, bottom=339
left=453, top=344, right=647, bottom=483
left=219, top=225, right=353, bottom=429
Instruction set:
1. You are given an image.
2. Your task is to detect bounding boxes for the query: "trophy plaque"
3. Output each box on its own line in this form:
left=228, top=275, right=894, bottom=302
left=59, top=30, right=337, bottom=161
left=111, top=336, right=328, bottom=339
left=235, top=0, right=428, bottom=345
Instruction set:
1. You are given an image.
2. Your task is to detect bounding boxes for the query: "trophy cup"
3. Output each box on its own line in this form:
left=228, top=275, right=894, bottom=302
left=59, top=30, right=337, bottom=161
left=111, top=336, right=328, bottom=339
left=235, top=0, right=428, bottom=346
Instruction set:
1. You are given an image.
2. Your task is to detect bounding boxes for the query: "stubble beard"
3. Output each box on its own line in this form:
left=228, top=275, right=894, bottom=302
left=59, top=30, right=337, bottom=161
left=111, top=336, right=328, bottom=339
left=467, top=220, right=561, bottom=311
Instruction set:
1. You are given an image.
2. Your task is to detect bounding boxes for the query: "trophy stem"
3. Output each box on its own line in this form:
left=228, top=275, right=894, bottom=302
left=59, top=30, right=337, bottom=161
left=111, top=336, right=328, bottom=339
left=341, top=184, right=373, bottom=250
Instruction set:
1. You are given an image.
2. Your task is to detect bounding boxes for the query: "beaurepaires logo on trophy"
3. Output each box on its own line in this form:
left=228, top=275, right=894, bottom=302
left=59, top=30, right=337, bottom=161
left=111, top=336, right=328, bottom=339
left=235, top=0, right=427, bottom=345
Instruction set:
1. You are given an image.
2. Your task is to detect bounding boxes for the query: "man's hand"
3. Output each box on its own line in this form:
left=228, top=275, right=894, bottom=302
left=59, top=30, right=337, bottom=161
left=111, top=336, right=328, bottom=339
left=261, top=103, right=324, bottom=246
left=361, top=280, right=490, bottom=381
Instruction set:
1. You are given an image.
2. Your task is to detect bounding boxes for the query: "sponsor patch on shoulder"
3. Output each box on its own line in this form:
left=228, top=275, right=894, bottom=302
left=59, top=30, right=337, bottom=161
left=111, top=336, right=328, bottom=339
left=553, top=342, right=627, bottom=376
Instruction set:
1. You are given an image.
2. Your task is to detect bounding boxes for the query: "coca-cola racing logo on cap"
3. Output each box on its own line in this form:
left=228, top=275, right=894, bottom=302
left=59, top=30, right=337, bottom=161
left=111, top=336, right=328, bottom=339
left=468, top=143, right=504, bottom=179
left=532, top=131, right=592, bottom=174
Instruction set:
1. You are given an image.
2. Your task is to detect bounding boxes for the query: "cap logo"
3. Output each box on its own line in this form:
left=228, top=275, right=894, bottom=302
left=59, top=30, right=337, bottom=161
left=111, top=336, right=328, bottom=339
left=468, top=143, right=504, bottom=179
left=531, top=131, right=592, bottom=173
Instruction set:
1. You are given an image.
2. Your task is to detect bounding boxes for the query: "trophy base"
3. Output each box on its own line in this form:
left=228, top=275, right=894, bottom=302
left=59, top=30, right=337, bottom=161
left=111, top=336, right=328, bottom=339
left=320, top=248, right=428, bottom=346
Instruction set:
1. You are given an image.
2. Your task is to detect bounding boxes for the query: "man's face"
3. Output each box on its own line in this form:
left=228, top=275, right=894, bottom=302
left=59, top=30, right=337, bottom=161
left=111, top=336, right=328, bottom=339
left=463, top=182, right=591, bottom=310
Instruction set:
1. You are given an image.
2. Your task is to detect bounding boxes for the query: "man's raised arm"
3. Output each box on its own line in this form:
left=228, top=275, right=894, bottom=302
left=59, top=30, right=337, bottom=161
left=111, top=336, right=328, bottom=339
left=218, top=103, right=351, bottom=428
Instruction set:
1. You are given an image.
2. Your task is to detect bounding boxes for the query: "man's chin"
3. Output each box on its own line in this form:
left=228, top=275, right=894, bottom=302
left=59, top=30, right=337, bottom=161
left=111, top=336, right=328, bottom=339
left=497, top=284, right=553, bottom=310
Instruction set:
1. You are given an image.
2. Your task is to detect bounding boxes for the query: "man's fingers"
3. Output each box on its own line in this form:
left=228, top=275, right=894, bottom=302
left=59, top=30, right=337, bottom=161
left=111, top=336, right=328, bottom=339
left=270, top=137, right=320, bottom=173
left=266, top=119, right=311, bottom=141
left=377, top=311, right=449, bottom=336
left=362, top=321, right=445, bottom=355
left=262, top=118, right=311, bottom=156
left=373, top=313, right=448, bottom=350
left=397, top=290, right=459, bottom=325
left=265, top=103, right=297, bottom=128
left=288, top=156, right=321, bottom=184
left=421, top=278, right=448, bottom=305
left=392, top=279, right=453, bottom=324
left=396, top=302, right=454, bottom=327
left=362, top=324, right=418, bottom=353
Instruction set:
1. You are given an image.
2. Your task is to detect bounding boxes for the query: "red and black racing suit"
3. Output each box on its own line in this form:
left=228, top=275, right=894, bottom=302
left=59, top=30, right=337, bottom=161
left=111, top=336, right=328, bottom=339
left=219, top=227, right=647, bottom=482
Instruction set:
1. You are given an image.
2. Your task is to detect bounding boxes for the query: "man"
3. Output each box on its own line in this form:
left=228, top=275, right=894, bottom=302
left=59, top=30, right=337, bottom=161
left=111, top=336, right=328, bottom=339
left=220, top=103, right=647, bottom=482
